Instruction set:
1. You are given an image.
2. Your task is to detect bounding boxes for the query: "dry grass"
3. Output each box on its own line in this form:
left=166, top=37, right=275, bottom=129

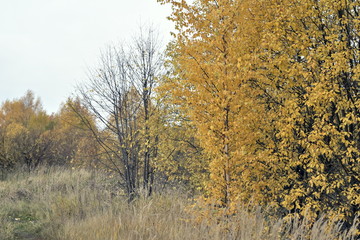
left=0, top=167, right=358, bottom=240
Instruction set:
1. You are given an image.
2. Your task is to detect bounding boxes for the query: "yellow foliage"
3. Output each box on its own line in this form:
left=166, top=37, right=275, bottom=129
left=159, top=0, right=360, bottom=223
left=158, top=0, right=270, bottom=207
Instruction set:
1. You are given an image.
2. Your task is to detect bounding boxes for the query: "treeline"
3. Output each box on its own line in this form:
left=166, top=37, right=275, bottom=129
left=0, top=0, right=359, bottom=228
left=0, top=91, right=97, bottom=171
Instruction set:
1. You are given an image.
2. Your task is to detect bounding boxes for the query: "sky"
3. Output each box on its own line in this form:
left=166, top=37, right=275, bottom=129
left=0, top=0, right=174, bottom=114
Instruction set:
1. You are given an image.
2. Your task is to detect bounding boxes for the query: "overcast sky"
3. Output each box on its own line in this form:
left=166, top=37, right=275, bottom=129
left=0, top=0, right=173, bottom=113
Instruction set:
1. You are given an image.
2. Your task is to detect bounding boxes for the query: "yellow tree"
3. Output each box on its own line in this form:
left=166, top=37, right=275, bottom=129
left=158, top=0, right=267, bottom=207
left=255, top=0, right=360, bottom=221
left=0, top=91, right=56, bottom=170
left=159, top=0, right=360, bottom=223
left=54, top=98, right=99, bottom=167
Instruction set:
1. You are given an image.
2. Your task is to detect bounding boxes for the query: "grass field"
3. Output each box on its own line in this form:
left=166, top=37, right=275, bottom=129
left=0, top=167, right=358, bottom=240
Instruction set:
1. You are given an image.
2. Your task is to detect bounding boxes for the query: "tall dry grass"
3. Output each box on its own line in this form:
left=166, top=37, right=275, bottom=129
left=0, top=167, right=358, bottom=240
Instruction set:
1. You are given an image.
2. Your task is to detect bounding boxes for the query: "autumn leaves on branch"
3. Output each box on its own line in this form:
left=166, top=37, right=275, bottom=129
left=158, top=0, right=360, bottom=222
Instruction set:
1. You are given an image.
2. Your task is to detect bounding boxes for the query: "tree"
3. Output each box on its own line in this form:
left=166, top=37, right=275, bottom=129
left=76, top=28, right=164, bottom=200
left=0, top=91, right=56, bottom=170
left=159, top=0, right=360, bottom=223
left=157, top=0, right=266, bottom=207
left=128, top=27, right=164, bottom=194
left=255, top=0, right=360, bottom=221
left=53, top=98, right=99, bottom=167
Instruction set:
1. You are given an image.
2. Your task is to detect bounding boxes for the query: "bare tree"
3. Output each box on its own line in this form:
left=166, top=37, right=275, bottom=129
left=128, top=27, right=164, bottom=195
left=75, top=27, right=164, bottom=201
